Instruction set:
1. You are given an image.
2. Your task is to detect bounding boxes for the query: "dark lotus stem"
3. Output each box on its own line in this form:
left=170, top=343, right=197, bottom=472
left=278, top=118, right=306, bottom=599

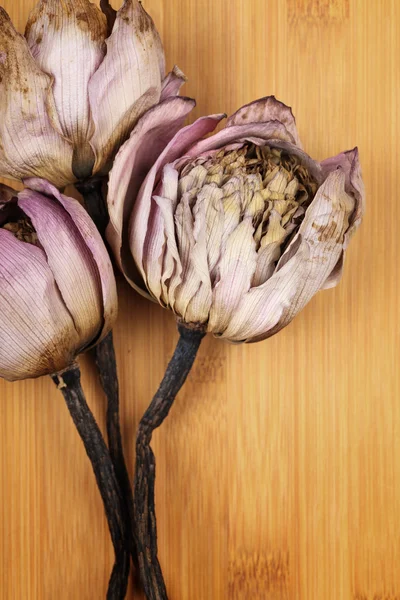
left=76, top=178, right=109, bottom=239
left=76, top=179, right=136, bottom=561
left=134, top=324, right=206, bottom=600
left=94, top=331, right=136, bottom=559
left=52, top=363, right=129, bottom=600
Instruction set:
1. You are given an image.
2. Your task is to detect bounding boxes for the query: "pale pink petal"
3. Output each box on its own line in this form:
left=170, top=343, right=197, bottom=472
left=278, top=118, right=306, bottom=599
left=160, top=66, right=187, bottom=100
left=106, top=96, right=196, bottom=285
left=142, top=198, right=166, bottom=304
left=25, top=0, right=107, bottom=180
left=0, top=8, right=74, bottom=187
left=321, top=252, right=344, bottom=290
left=18, top=190, right=103, bottom=347
left=173, top=194, right=196, bottom=317
left=222, top=169, right=355, bottom=342
left=24, top=178, right=118, bottom=341
left=88, top=0, right=165, bottom=173
left=174, top=196, right=212, bottom=323
left=202, top=185, right=225, bottom=282
left=252, top=242, right=282, bottom=287
left=187, top=121, right=295, bottom=157
left=153, top=187, right=183, bottom=309
left=220, top=240, right=311, bottom=342
left=227, top=96, right=303, bottom=148
left=209, top=218, right=257, bottom=333
left=321, top=147, right=365, bottom=245
left=129, top=114, right=225, bottom=285
left=141, top=164, right=183, bottom=306
left=0, top=229, right=79, bottom=381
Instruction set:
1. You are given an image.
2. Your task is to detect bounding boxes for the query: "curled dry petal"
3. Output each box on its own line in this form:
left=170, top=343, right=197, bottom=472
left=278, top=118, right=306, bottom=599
left=106, top=96, right=197, bottom=288
left=0, top=229, right=79, bottom=381
left=319, top=148, right=365, bottom=290
left=160, top=66, right=188, bottom=101
left=0, top=8, right=74, bottom=187
left=25, top=0, right=108, bottom=180
left=227, top=96, right=303, bottom=148
left=88, top=0, right=166, bottom=174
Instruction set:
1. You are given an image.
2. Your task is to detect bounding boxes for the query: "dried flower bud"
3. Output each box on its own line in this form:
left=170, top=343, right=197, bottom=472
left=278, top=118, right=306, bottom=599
left=0, top=179, right=117, bottom=381
left=0, top=0, right=186, bottom=187
left=108, top=96, right=365, bottom=342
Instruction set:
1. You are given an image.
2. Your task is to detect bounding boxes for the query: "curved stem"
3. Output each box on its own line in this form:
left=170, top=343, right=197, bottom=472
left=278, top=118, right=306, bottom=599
left=94, top=332, right=136, bottom=559
left=134, top=324, right=205, bottom=600
left=52, top=364, right=129, bottom=600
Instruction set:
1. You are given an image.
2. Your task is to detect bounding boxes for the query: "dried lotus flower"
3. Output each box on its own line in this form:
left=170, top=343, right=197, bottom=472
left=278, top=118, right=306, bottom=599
left=0, top=0, right=185, bottom=188
left=107, top=95, right=365, bottom=597
left=110, top=97, right=364, bottom=343
left=0, top=180, right=130, bottom=597
left=0, top=178, right=117, bottom=380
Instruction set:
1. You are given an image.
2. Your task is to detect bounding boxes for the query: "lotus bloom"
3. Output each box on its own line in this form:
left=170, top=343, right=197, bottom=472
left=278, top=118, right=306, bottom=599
left=107, top=96, right=364, bottom=342
left=0, top=0, right=183, bottom=188
left=0, top=179, right=117, bottom=381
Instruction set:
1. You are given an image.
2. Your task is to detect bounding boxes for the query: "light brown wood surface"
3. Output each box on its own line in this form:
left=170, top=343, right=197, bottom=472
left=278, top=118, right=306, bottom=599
left=0, top=0, right=399, bottom=598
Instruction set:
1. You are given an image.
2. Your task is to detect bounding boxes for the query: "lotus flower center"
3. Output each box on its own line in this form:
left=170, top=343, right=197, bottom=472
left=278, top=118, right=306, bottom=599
left=3, top=217, right=39, bottom=246
left=177, top=144, right=318, bottom=251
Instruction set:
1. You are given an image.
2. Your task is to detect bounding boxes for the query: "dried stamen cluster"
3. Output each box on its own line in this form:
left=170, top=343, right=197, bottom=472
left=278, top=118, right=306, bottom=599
left=178, top=144, right=318, bottom=285
left=3, top=218, right=39, bottom=246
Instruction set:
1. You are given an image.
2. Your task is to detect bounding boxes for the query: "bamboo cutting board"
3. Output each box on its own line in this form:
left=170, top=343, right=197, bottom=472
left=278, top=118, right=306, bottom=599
left=0, top=0, right=399, bottom=598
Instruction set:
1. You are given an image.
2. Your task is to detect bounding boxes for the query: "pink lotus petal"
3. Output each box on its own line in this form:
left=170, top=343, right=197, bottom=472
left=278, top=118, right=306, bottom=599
left=142, top=162, right=184, bottom=306
left=209, top=218, right=257, bottom=333
left=160, top=66, right=187, bottom=101
left=187, top=121, right=297, bottom=157
left=0, top=229, right=79, bottom=381
left=221, top=240, right=311, bottom=342
left=252, top=242, right=282, bottom=287
left=25, top=0, right=107, bottom=180
left=321, top=252, right=345, bottom=290
left=227, top=96, right=303, bottom=148
left=106, top=96, right=196, bottom=287
left=152, top=184, right=183, bottom=309
left=88, top=0, right=165, bottom=174
left=0, top=8, right=74, bottom=187
left=24, top=178, right=118, bottom=342
left=18, top=189, right=103, bottom=347
left=129, top=114, right=225, bottom=285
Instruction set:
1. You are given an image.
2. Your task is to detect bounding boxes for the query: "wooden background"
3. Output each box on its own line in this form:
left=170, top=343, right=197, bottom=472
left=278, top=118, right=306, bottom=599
left=0, top=0, right=399, bottom=598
